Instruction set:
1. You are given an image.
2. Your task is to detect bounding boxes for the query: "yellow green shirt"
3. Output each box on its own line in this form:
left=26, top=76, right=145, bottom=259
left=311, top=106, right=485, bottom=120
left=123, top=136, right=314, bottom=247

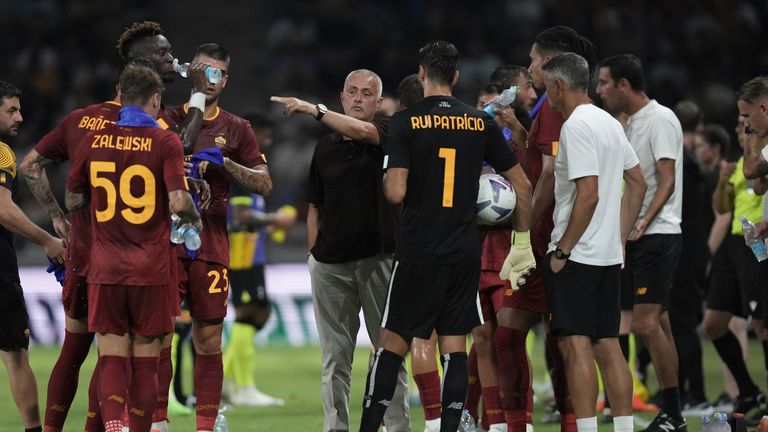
left=731, top=157, right=763, bottom=235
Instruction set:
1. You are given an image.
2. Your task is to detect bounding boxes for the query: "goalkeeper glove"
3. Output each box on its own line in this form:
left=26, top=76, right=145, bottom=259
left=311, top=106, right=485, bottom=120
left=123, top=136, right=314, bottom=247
left=499, top=230, right=536, bottom=290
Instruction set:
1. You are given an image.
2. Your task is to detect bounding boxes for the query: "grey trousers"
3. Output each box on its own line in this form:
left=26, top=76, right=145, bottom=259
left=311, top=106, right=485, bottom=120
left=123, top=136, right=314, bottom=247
left=309, top=252, right=411, bottom=432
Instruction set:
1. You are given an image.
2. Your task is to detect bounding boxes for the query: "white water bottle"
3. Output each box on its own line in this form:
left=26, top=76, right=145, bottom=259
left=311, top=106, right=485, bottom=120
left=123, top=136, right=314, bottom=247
left=173, top=58, right=222, bottom=84
left=483, top=85, right=520, bottom=116
left=170, top=214, right=184, bottom=244
left=182, top=224, right=201, bottom=250
left=714, top=412, right=731, bottom=432
left=740, top=216, right=768, bottom=261
left=213, top=406, right=229, bottom=432
left=458, top=409, right=477, bottom=432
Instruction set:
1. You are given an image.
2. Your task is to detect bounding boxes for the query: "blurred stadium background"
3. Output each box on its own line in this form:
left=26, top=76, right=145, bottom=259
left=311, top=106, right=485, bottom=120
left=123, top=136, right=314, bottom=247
left=1, top=0, right=767, bottom=430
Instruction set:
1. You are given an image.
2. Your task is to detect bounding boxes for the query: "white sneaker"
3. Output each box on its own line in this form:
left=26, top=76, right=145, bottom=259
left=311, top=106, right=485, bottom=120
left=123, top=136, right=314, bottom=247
left=489, top=423, right=508, bottom=432
left=150, top=421, right=168, bottom=432
left=424, top=418, right=441, bottom=432
left=222, top=379, right=237, bottom=402
left=231, top=386, right=285, bottom=407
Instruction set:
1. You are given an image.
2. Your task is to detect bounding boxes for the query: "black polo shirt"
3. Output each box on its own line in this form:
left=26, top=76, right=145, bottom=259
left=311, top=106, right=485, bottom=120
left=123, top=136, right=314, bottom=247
left=0, top=141, right=19, bottom=283
left=307, top=116, right=397, bottom=263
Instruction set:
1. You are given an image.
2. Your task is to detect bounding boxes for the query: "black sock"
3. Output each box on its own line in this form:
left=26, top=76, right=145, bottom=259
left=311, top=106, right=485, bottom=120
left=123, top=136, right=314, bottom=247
left=25, top=427, right=42, bottom=432
left=440, top=352, right=468, bottom=432
left=662, top=387, right=682, bottom=420
left=618, top=334, right=630, bottom=361
left=359, top=348, right=403, bottom=432
left=761, top=340, right=768, bottom=386
left=713, top=331, right=758, bottom=396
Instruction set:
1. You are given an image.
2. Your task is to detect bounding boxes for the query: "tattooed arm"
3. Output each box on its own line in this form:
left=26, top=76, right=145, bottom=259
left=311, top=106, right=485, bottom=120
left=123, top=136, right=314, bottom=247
left=64, top=189, right=88, bottom=213
left=222, top=158, right=272, bottom=196
left=19, top=149, right=70, bottom=245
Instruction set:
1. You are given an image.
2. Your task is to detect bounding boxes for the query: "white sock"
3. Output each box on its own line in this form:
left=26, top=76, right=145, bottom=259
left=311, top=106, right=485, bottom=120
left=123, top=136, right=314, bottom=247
left=424, top=418, right=441, bottom=432
left=613, top=415, right=634, bottom=432
left=576, top=416, right=598, bottom=432
left=150, top=420, right=168, bottom=432
left=526, top=423, right=534, bottom=432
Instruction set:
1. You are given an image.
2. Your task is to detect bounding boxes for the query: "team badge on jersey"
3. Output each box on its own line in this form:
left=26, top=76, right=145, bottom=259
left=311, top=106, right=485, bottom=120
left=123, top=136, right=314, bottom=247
left=215, top=136, right=227, bottom=147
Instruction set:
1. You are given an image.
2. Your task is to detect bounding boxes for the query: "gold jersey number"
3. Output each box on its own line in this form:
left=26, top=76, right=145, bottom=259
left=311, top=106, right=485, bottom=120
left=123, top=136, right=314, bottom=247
left=90, top=161, right=156, bottom=224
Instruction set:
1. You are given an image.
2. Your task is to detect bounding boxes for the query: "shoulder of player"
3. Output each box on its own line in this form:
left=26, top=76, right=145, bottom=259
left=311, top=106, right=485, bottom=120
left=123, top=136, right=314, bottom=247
left=0, top=141, right=17, bottom=177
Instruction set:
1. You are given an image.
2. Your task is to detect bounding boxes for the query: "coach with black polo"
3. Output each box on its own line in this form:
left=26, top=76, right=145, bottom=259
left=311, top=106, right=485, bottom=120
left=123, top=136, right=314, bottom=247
left=272, top=69, right=410, bottom=432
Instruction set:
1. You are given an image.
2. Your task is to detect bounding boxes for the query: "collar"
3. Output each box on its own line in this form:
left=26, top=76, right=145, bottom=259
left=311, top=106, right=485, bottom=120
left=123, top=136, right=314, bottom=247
left=183, top=103, right=221, bottom=121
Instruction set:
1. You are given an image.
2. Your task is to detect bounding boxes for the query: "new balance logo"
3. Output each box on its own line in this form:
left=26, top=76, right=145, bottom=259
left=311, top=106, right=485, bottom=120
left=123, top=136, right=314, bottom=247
left=447, top=402, right=464, bottom=410
left=658, top=421, right=675, bottom=432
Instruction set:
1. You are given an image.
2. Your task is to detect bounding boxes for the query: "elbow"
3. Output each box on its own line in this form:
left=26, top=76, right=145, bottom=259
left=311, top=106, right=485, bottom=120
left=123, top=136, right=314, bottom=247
left=516, top=177, right=533, bottom=203
left=384, top=184, right=405, bottom=204
left=259, top=178, right=273, bottom=197
left=18, top=157, right=39, bottom=180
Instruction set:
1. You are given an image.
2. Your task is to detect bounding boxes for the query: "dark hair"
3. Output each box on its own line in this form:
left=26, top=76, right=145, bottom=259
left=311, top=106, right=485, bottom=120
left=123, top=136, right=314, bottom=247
left=478, top=83, right=501, bottom=98
left=598, top=54, right=645, bottom=91
left=242, top=110, right=273, bottom=130
left=417, top=40, right=459, bottom=86
left=534, top=26, right=597, bottom=74
left=123, top=57, right=158, bottom=73
left=541, top=53, right=590, bottom=92
left=700, top=124, right=730, bottom=158
left=119, top=62, right=164, bottom=106
left=737, top=76, right=768, bottom=103
left=0, top=81, right=22, bottom=100
left=397, top=74, right=423, bottom=109
left=116, top=21, right=163, bottom=60
left=489, top=65, right=529, bottom=89
left=673, top=100, right=703, bottom=133
left=194, top=43, right=230, bottom=65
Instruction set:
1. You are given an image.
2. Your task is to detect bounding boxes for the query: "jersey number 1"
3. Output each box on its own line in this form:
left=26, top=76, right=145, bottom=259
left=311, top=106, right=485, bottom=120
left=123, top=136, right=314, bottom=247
left=438, top=148, right=455, bottom=208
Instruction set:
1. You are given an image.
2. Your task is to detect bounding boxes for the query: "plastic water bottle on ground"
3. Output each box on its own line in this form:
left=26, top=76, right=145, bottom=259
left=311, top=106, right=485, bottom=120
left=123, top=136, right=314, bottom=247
left=701, top=415, right=712, bottom=432
left=213, top=406, right=229, bottom=432
left=483, top=85, right=520, bottom=116
left=740, top=216, right=768, bottom=261
left=713, top=412, right=731, bottom=432
left=756, top=415, right=768, bottom=432
left=458, top=409, right=477, bottom=432
left=173, top=58, right=222, bottom=84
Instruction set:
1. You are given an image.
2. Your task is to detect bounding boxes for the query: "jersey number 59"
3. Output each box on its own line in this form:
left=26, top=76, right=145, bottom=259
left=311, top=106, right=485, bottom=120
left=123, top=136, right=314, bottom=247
left=90, top=161, right=156, bottom=224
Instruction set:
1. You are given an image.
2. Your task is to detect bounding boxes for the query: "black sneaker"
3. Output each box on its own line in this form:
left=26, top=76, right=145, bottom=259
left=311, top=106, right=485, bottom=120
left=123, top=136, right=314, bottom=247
left=734, top=391, right=766, bottom=416
left=642, top=411, right=688, bottom=432
left=711, top=392, right=735, bottom=412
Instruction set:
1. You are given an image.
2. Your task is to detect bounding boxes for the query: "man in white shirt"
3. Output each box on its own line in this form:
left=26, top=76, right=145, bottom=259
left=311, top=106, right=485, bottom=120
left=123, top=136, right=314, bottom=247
left=541, top=53, right=646, bottom=432
left=596, top=54, right=686, bottom=432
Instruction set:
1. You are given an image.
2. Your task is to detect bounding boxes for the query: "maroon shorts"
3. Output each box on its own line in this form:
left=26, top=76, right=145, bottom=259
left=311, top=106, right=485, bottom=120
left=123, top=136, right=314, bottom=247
left=88, top=284, right=174, bottom=336
left=499, top=255, right=548, bottom=315
left=177, top=258, right=229, bottom=320
left=479, top=271, right=507, bottom=321
left=62, top=273, right=88, bottom=320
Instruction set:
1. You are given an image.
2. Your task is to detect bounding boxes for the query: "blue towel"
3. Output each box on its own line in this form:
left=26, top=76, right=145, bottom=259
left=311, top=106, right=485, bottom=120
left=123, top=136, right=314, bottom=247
left=46, top=257, right=66, bottom=285
left=116, top=106, right=160, bottom=128
left=184, top=148, right=224, bottom=260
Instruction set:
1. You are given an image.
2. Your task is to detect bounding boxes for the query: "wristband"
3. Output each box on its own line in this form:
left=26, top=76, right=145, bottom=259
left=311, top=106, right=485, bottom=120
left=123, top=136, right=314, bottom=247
left=188, top=92, right=205, bottom=112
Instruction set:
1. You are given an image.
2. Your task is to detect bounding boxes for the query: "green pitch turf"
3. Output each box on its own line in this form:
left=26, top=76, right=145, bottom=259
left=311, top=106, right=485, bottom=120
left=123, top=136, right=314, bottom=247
left=0, top=339, right=764, bottom=431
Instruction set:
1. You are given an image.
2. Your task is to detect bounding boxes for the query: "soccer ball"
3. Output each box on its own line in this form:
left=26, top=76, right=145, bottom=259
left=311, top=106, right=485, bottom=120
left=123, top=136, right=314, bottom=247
left=476, top=173, right=516, bottom=225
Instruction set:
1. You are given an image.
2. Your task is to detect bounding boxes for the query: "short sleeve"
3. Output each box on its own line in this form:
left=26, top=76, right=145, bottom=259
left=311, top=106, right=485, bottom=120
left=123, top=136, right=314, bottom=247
left=233, top=120, right=267, bottom=168
left=483, top=116, right=518, bottom=172
left=622, top=136, right=640, bottom=170
left=371, top=115, right=391, bottom=145
left=65, top=140, right=89, bottom=194
left=561, top=121, right=599, bottom=181
left=650, top=118, right=680, bottom=161
left=307, top=145, right=323, bottom=205
left=34, top=113, right=72, bottom=162
left=384, top=113, right=409, bottom=169
left=161, top=133, right=188, bottom=193
left=0, top=143, right=16, bottom=191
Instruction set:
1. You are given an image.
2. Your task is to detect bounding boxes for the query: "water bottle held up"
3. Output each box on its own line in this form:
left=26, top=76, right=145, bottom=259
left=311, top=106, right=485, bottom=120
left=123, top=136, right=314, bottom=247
left=739, top=216, right=768, bottom=262
left=483, top=85, right=520, bottom=116
left=173, top=58, right=222, bottom=84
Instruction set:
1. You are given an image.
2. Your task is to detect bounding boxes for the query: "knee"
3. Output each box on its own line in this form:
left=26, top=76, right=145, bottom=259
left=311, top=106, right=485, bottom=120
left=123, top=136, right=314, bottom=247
left=235, top=304, right=272, bottom=330
left=472, top=324, right=493, bottom=349
left=702, top=318, right=728, bottom=340
left=630, top=317, right=658, bottom=340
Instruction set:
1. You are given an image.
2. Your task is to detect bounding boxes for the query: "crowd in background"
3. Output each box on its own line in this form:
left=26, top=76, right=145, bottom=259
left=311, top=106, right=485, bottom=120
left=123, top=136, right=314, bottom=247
left=1, top=0, right=767, bottom=262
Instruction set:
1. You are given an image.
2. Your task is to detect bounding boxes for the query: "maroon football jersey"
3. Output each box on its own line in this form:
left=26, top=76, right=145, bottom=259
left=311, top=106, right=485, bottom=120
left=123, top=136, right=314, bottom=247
left=66, top=122, right=187, bottom=285
left=165, top=105, right=266, bottom=267
left=35, top=101, right=122, bottom=276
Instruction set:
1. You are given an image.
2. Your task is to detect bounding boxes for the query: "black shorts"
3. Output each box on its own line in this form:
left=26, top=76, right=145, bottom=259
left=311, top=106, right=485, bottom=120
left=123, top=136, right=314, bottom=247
left=544, top=255, right=621, bottom=339
left=625, top=234, right=682, bottom=307
left=0, top=280, right=31, bottom=351
left=620, top=266, right=634, bottom=311
left=708, top=234, right=768, bottom=319
left=230, top=266, right=269, bottom=308
left=382, top=258, right=482, bottom=341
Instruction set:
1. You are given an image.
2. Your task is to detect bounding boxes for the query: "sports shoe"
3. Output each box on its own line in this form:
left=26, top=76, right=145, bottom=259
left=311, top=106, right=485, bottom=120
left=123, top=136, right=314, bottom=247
left=734, top=390, right=766, bottom=416
left=231, top=386, right=285, bottom=407
left=424, top=418, right=441, bottom=432
left=600, top=407, right=613, bottom=423
left=711, top=392, right=735, bottom=412
left=540, top=401, right=560, bottom=424
left=681, top=400, right=714, bottom=417
left=150, top=420, right=168, bottom=432
left=632, top=394, right=660, bottom=413
left=641, top=411, right=687, bottom=432
left=487, top=423, right=506, bottom=432
left=168, top=396, right=194, bottom=416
